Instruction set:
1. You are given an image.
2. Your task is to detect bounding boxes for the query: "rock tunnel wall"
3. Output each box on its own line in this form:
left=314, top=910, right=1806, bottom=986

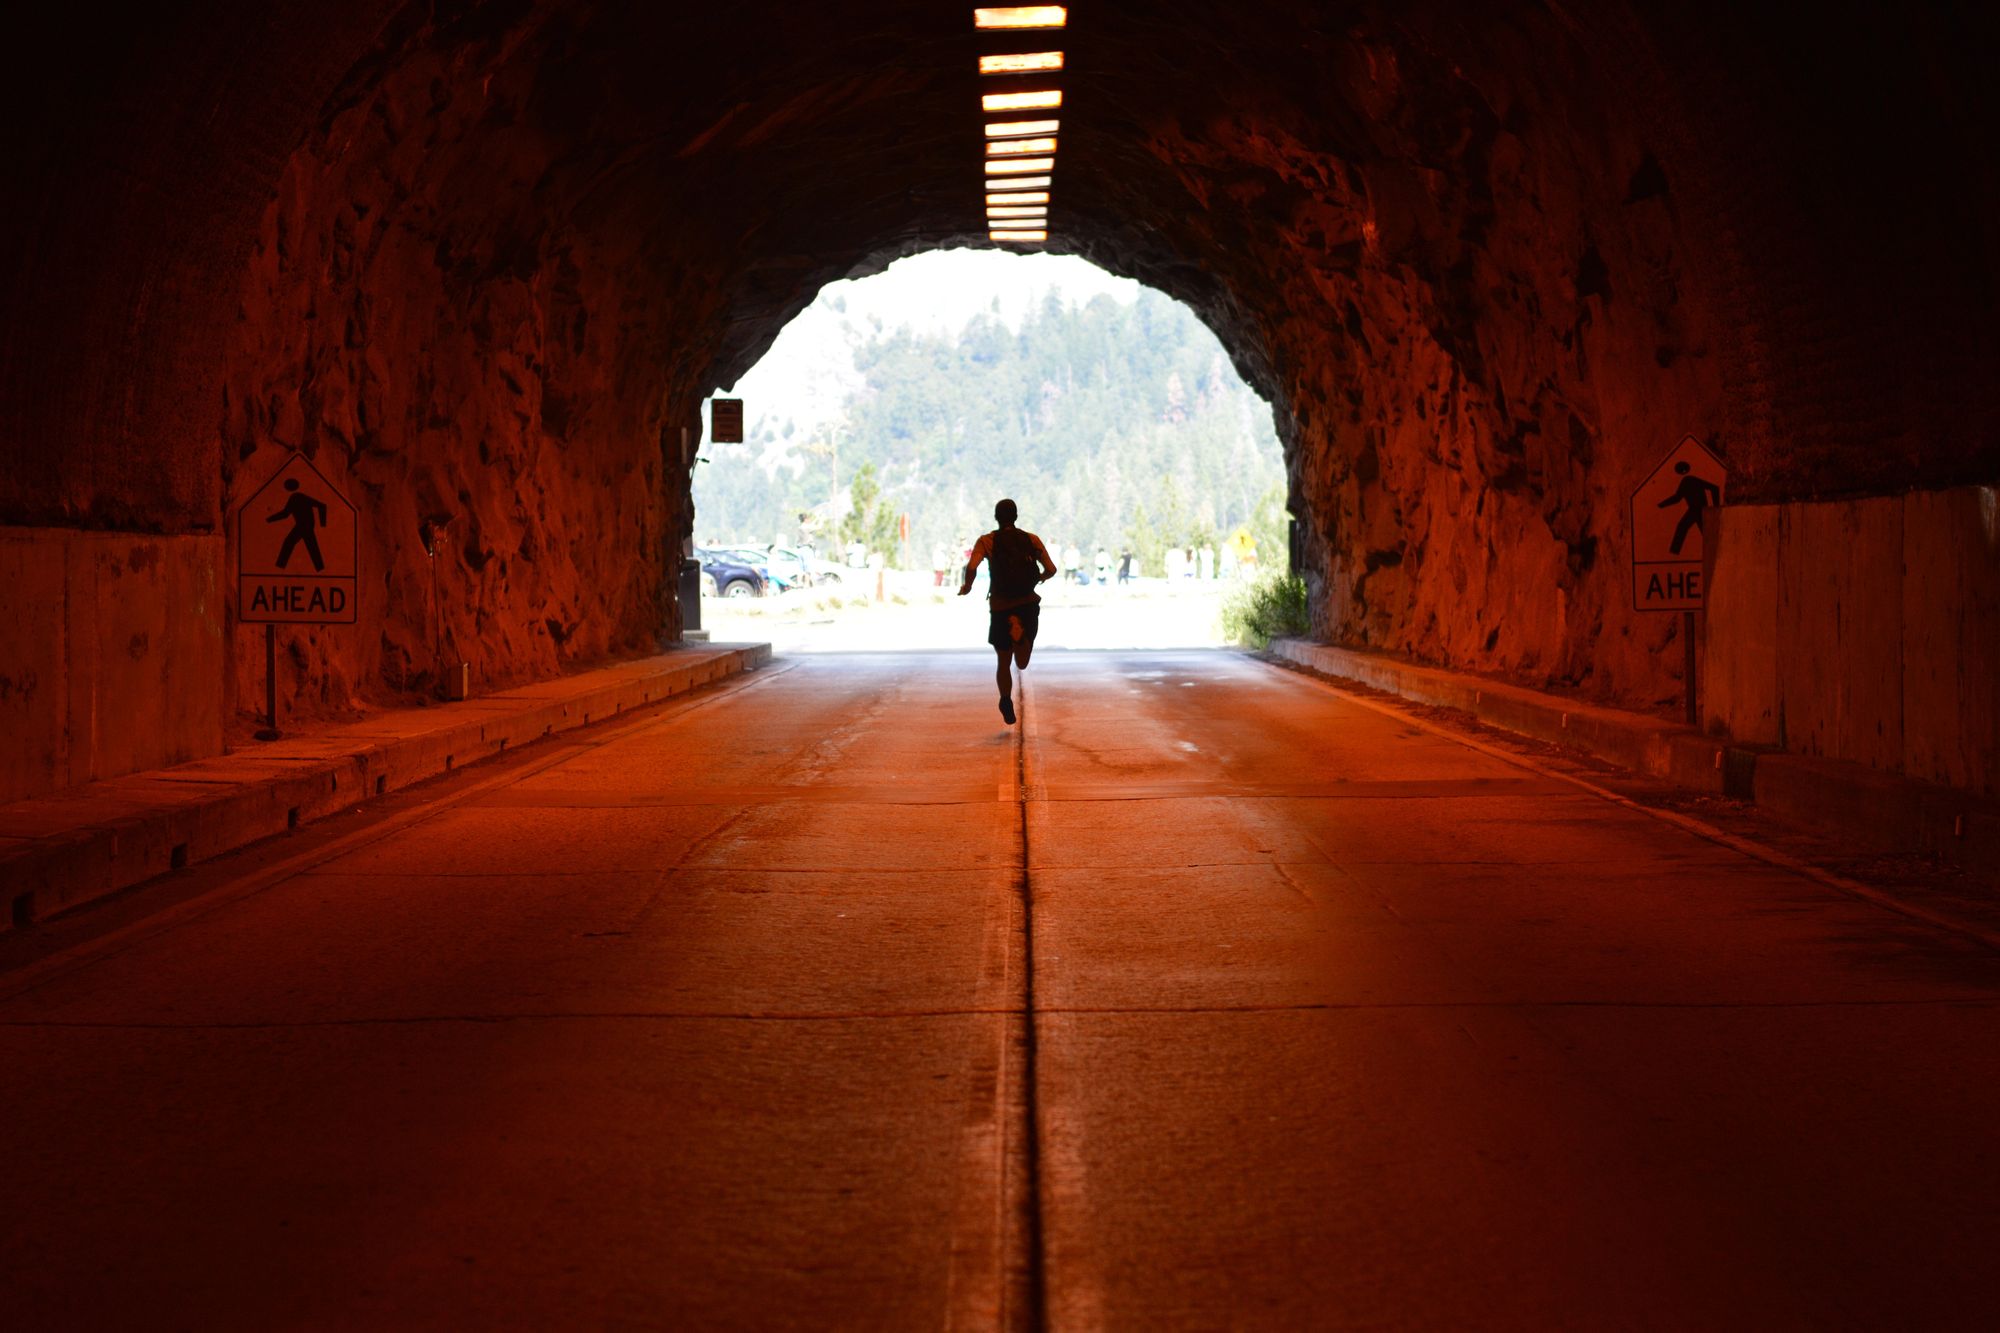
left=1, top=1, right=1995, bottom=802
left=218, top=11, right=701, bottom=718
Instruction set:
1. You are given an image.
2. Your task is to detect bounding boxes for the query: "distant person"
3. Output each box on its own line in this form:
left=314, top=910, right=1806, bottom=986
left=959, top=498, right=1057, bottom=725
left=1198, top=545, right=1215, bottom=581
left=1659, top=460, right=1721, bottom=555
left=1063, top=542, right=1083, bottom=586
left=1117, top=549, right=1134, bottom=585
left=931, top=543, right=951, bottom=588
left=268, top=478, right=328, bottom=572
left=1094, top=548, right=1111, bottom=585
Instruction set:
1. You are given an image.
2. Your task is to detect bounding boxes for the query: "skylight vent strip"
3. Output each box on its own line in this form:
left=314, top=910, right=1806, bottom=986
left=986, top=118, right=1060, bottom=139
left=985, top=157, right=1055, bottom=174
left=974, top=7, right=1066, bottom=29
left=980, top=51, right=1064, bottom=75
left=982, top=89, right=1062, bottom=113
left=988, top=137, right=1058, bottom=157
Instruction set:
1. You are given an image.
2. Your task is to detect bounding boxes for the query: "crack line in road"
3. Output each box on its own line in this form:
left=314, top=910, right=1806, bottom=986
left=1008, top=676, right=1049, bottom=1332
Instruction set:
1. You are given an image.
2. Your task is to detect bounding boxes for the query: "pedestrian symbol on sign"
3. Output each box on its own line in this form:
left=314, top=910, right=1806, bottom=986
left=1658, top=461, right=1721, bottom=557
left=269, top=478, right=329, bottom=571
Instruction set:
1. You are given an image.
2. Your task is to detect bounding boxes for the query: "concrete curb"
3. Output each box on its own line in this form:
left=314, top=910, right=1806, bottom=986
left=0, top=643, right=772, bottom=929
left=1269, top=638, right=1998, bottom=873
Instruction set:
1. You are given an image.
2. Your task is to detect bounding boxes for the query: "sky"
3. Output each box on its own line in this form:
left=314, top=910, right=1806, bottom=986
left=711, top=249, right=1146, bottom=448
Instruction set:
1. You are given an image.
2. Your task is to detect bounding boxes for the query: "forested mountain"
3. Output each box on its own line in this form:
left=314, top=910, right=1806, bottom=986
left=695, top=287, right=1288, bottom=573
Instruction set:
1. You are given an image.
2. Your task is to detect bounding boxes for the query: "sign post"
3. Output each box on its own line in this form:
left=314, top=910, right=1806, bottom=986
left=237, top=454, right=359, bottom=739
left=1629, top=435, right=1726, bottom=727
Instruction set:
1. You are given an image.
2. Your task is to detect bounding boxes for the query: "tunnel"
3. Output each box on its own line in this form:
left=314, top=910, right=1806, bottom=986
left=3, top=0, right=1992, bottom=793
left=4, top=1, right=2000, bottom=1326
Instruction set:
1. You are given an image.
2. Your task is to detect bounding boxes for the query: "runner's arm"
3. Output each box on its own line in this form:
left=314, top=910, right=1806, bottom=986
left=1031, top=535, right=1058, bottom=583
left=957, top=535, right=991, bottom=596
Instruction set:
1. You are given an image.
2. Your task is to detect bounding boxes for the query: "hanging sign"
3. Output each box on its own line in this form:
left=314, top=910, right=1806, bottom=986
left=710, top=398, right=744, bottom=443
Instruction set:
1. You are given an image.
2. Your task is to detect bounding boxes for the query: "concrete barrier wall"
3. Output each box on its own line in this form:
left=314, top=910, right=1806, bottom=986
left=1706, top=487, right=1999, bottom=797
left=0, top=527, right=226, bottom=803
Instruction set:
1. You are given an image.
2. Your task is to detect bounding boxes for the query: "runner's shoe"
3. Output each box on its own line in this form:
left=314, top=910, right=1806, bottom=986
left=999, top=694, right=1016, bottom=725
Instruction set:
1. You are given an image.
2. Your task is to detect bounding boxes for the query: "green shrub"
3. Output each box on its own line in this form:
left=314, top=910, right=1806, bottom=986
left=1221, top=572, right=1310, bottom=648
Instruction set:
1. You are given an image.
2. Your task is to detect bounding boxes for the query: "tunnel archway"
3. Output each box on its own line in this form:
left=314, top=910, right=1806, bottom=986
left=692, top=249, right=1288, bottom=601
left=3, top=2, right=1995, bottom=801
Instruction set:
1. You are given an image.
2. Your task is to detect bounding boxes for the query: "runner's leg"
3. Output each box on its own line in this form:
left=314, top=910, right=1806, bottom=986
left=995, top=648, right=1016, bottom=724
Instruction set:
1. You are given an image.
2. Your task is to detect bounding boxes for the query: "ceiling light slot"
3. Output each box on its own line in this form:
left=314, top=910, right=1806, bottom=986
left=974, top=7, right=1067, bottom=29
left=988, top=137, right=1058, bottom=157
left=986, top=118, right=1060, bottom=139
left=979, top=51, right=1065, bottom=75
left=982, top=90, right=1062, bottom=113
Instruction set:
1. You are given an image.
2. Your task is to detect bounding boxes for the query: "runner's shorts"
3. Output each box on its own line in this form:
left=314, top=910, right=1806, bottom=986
left=988, top=603, right=1040, bottom=652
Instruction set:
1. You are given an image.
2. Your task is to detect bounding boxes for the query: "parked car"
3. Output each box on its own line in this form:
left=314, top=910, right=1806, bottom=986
left=694, top=548, right=768, bottom=598
left=715, top=546, right=802, bottom=594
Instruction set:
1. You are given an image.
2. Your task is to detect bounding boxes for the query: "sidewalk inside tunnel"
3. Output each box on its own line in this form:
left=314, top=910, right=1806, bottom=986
left=6, top=649, right=2000, bottom=1330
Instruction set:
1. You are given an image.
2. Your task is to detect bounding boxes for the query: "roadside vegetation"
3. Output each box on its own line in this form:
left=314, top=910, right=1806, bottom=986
left=1222, top=572, right=1309, bottom=648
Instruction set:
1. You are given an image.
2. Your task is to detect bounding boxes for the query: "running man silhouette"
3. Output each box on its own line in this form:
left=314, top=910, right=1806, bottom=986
left=268, top=478, right=329, bottom=572
left=1658, top=460, right=1721, bottom=555
left=959, top=498, right=1057, bottom=725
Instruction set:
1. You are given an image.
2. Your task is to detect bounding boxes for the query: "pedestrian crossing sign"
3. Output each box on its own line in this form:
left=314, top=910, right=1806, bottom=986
left=1630, top=435, right=1726, bottom=613
left=237, top=454, right=359, bottom=624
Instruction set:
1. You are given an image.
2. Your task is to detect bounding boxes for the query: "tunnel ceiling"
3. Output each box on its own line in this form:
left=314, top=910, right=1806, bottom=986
left=4, top=1, right=1998, bottom=716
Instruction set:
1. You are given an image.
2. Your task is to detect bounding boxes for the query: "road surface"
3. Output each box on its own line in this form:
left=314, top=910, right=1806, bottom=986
left=5, top=650, right=2000, bottom=1329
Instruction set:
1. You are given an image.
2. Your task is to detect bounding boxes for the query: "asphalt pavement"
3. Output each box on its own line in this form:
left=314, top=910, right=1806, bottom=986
left=5, top=650, right=2000, bottom=1330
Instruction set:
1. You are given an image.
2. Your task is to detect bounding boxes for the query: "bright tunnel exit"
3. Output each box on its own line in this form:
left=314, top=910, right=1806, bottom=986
left=692, top=250, right=1296, bottom=653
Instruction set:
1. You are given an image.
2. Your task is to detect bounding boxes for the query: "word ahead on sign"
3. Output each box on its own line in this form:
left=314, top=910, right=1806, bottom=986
left=1629, top=435, right=1726, bottom=613
left=238, top=455, right=359, bottom=625
left=710, top=398, right=744, bottom=444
